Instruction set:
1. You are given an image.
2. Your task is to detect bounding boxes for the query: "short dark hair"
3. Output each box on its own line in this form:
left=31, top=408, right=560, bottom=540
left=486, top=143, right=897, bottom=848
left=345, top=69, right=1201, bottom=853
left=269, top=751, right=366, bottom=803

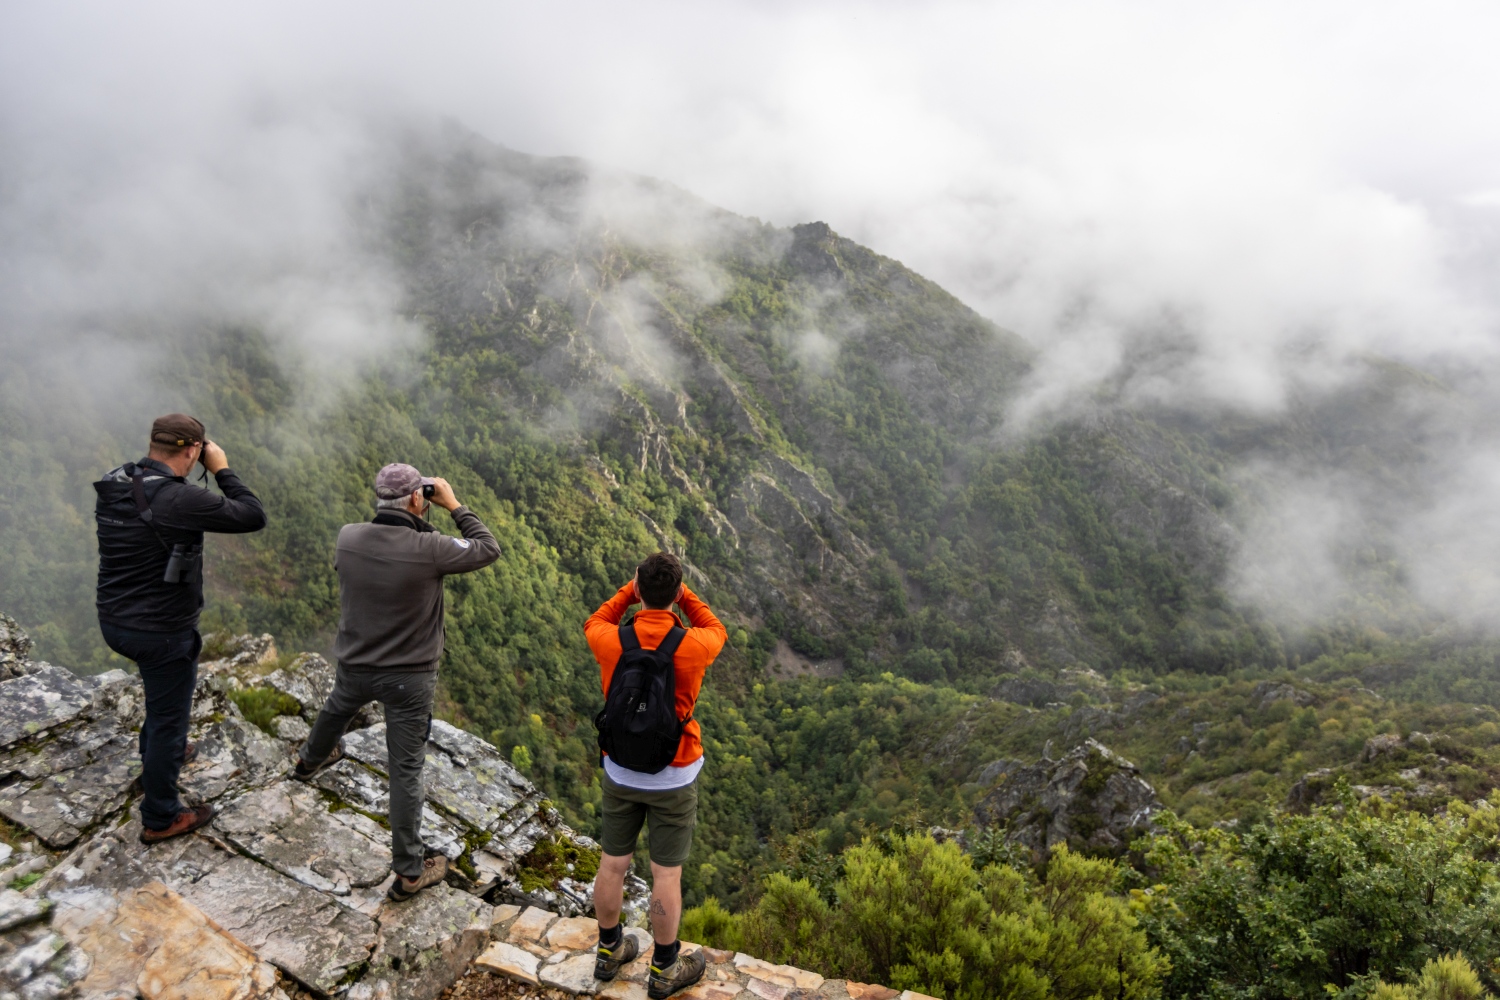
left=636, top=552, right=683, bottom=608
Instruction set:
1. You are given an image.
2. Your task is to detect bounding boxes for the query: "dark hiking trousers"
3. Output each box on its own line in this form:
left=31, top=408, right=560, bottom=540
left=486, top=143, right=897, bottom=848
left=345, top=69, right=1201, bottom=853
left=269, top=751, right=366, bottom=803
left=99, top=622, right=200, bottom=831
left=300, top=664, right=437, bottom=879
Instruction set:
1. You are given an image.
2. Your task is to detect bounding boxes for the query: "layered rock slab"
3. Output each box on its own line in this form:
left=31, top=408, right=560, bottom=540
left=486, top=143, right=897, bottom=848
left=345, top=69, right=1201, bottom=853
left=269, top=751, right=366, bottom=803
left=0, top=664, right=96, bottom=749
left=311, top=759, right=465, bottom=860
left=59, top=829, right=378, bottom=995
left=0, top=725, right=140, bottom=848
left=50, top=880, right=278, bottom=1000
left=366, top=883, right=491, bottom=1000
left=342, top=722, right=540, bottom=834
left=214, top=780, right=393, bottom=894
left=179, top=717, right=289, bottom=804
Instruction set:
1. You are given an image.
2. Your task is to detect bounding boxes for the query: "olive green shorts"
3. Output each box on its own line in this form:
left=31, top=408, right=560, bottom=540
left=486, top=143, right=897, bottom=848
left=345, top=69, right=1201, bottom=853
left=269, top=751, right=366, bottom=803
left=599, top=773, right=698, bottom=868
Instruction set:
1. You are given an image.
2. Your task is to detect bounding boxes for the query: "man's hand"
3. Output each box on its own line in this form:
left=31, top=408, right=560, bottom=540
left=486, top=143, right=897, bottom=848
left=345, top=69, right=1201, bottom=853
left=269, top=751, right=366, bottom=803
left=429, top=477, right=461, bottom=512
left=200, top=441, right=228, bottom=474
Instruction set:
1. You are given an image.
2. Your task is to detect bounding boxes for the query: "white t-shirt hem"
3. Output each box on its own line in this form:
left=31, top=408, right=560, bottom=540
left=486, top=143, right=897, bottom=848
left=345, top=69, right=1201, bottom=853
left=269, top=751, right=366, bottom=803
left=604, top=755, right=704, bottom=791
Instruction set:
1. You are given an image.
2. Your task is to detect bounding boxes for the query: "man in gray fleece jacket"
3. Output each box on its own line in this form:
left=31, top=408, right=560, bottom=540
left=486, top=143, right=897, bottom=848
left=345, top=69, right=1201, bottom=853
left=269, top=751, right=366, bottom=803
left=295, top=462, right=500, bottom=900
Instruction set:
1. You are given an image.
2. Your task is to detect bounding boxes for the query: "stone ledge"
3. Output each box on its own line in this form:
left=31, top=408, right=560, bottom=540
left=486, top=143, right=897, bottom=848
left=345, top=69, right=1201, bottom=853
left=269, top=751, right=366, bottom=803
left=462, top=907, right=927, bottom=1000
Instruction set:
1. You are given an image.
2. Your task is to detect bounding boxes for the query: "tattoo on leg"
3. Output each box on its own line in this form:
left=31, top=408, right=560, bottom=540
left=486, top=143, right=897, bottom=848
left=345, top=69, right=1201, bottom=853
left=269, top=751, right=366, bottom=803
left=651, top=898, right=667, bottom=916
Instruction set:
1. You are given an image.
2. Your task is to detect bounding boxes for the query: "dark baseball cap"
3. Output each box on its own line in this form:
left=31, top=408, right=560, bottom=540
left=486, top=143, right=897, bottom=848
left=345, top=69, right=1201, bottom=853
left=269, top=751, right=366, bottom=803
left=150, top=413, right=205, bottom=448
left=374, top=463, right=435, bottom=500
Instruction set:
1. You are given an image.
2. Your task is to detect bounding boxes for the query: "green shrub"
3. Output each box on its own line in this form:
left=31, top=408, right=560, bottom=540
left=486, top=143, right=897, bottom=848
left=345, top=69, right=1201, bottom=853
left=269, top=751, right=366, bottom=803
left=734, top=833, right=1166, bottom=1000
left=680, top=897, right=744, bottom=953
left=1372, top=954, right=1491, bottom=1000
left=1139, top=793, right=1500, bottom=999
left=227, top=686, right=302, bottom=735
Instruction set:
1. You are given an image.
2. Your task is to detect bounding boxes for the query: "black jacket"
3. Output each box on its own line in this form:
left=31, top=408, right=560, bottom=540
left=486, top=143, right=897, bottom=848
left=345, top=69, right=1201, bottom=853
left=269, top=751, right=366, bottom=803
left=95, top=457, right=267, bottom=632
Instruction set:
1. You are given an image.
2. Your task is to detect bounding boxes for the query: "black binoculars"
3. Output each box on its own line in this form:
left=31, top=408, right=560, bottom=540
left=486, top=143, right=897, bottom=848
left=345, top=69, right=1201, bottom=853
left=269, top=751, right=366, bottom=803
left=164, top=542, right=204, bottom=585
left=422, top=483, right=435, bottom=499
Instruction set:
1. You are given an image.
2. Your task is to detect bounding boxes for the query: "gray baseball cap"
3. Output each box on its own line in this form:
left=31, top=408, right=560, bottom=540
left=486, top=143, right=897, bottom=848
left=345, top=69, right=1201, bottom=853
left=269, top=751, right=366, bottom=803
left=374, top=463, right=434, bottom=500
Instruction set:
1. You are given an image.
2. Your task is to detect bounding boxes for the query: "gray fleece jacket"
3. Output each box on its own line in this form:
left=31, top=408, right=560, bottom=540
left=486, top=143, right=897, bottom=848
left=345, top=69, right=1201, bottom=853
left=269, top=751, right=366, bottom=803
left=332, top=505, right=501, bottom=670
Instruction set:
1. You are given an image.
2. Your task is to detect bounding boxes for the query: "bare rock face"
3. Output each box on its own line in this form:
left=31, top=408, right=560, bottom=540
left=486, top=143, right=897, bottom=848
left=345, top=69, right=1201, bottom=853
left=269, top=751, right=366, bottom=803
left=365, top=883, right=492, bottom=1000
left=214, top=781, right=394, bottom=895
left=0, top=664, right=96, bottom=750
left=201, top=632, right=278, bottom=671
left=0, top=613, right=35, bottom=680
left=51, top=881, right=278, bottom=1000
left=0, top=618, right=632, bottom=999
left=974, top=739, right=1161, bottom=855
left=259, top=653, right=337, bottom=724
left=1253, top=681, right=1315, bottom=709
left=1286, top=731, right=1471, bottom=811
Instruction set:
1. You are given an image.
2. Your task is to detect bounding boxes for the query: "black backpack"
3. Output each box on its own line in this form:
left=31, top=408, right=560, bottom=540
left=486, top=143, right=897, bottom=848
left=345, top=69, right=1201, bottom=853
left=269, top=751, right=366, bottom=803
left=594, top=623, right=689, bottom=774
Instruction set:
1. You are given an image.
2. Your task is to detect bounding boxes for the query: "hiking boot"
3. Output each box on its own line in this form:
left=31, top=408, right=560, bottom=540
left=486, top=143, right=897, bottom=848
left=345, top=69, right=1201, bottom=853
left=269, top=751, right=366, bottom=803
left=293, top=742, right=344, bottom=782
left=648, top=948, right=705, bottom=999
left=140, top=803, right=215, bottom=844
left=387, top=854, right=448, bottom=902
left=594, top=933, right=639, bottom=982
left=183, top=742, right=197, bottom=765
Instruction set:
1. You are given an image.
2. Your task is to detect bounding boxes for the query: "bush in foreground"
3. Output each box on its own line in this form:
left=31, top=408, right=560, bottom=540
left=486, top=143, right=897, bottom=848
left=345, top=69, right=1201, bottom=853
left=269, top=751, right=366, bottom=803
left=683, top=833, right=1166, bottom=1000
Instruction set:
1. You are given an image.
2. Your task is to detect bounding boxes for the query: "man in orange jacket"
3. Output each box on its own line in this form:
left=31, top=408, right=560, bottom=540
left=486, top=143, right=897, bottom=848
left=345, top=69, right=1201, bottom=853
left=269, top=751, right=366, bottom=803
left=585, top=551, right=726, bottom=1000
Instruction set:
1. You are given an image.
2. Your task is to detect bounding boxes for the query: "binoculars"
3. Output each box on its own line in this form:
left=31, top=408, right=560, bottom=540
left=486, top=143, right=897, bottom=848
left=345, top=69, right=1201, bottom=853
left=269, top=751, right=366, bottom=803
left=164, top=542, right=204, bottom=585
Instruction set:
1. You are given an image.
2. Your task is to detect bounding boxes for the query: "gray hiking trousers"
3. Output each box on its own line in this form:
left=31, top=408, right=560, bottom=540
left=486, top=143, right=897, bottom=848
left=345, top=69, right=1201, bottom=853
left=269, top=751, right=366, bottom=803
left=300, top=664, right=437, bottom=879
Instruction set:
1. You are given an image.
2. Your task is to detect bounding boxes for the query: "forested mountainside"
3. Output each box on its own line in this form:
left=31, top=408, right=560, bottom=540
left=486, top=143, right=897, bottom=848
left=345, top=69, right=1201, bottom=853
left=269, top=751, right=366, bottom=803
left=6, top=120, right=1500, bottom=926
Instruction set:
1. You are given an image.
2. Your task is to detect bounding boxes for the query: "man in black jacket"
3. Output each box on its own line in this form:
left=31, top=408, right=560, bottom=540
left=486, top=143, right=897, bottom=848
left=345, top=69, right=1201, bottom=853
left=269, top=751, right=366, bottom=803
left=95, top=413, right=267, bottom=843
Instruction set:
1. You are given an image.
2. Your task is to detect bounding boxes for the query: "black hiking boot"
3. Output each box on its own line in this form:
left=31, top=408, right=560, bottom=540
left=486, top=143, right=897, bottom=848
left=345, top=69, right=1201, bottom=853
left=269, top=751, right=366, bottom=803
left=594, top=933, right=639, bottom=982
left=648, top=948, right=705, bottom=999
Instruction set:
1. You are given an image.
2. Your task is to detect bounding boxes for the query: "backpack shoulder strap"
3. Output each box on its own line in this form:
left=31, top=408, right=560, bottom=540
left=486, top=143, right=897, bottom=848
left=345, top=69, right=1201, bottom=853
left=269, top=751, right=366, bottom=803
left=618, top=623, right=641, bottom=652
left=126, top=462, right=153, bottom=523
left=656, top=625, right=687, bottom=659
left=127, top=462, right=171, bottom=553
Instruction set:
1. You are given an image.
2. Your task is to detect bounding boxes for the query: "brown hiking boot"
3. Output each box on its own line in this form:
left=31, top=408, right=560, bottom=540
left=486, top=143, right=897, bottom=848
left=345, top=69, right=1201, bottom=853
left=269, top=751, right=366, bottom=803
left=183, top=742, right=198, bottom=765
left=140, top=803, right=215, bottom=844
left=648, top=947, right=705, bottom=999
left=293, top=741, right=344, bottom=782
left=387, top=854, right=448, bottom=901
left=594, top=932, right=639, bottom=982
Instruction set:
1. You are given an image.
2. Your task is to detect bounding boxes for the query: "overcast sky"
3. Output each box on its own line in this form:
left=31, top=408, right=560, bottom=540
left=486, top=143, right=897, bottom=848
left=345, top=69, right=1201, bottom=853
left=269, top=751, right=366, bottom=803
left=5, top=1, right=1499, bottom=405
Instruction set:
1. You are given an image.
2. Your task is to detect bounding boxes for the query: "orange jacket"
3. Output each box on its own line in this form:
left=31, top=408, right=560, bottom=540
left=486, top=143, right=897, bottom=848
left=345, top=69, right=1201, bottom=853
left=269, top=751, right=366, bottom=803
left=585, top=582, right=726, bottom=767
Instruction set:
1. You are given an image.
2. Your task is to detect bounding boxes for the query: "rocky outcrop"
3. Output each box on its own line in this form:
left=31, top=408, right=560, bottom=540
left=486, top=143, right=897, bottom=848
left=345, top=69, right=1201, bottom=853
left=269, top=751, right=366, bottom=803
left=1285, top=731, right=1484, bottom=812
left=0, top=625, right=641, bottom=1000
left=0, top=620, right=933, bottom=1000
left=973, top=740, right=1161, bottom=855
left=0, top=613, right=34, bottom=680
left=1252, top=681, right=1314, bottom=710
left=51, top=881, right=279, bottom=1000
